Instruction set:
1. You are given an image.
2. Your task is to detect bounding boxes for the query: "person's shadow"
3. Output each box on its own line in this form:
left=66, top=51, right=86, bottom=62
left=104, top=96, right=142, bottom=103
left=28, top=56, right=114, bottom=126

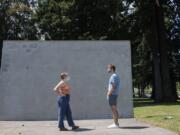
left=71, top=126, right=149, bottom=132
left=72, top=127, right=94, bottom=132
left=119, top=126, right=149, bottom=129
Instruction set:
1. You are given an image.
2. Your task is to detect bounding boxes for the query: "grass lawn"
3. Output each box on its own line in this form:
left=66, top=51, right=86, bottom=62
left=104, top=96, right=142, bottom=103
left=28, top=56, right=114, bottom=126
left=133, top=98, right=180, bottom=133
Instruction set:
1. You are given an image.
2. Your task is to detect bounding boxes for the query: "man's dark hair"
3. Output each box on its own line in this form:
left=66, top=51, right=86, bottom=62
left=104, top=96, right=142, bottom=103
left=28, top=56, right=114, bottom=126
left=109, top=64, right=116, bottom=72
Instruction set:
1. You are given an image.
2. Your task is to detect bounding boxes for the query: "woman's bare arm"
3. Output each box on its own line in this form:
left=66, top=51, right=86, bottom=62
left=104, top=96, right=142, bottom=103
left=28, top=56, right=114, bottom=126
left=53, top=82, right=67, bottom=95
left=53, top=82, right=61, bottom=92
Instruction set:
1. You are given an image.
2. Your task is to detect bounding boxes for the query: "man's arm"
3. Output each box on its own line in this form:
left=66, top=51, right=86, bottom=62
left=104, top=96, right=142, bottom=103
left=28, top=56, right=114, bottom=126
left=107, top=83, right=116, bottom=96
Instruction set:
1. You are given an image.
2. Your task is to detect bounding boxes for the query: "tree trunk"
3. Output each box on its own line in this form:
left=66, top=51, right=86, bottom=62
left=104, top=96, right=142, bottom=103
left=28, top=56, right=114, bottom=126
left=133, top=88, right=135, bottom=98
left=152, top=53, right=163, bottom=102
left=170, top=69, right=178, bottom=100
left=155, top=1, right=177, bottom=102
left=149, top=2, right=163, bottom=102
left=0, top=41, right=2, bottom=68
left=138, top=85, right=141, bottom=98
left=141, top=82, right=146, bottom=97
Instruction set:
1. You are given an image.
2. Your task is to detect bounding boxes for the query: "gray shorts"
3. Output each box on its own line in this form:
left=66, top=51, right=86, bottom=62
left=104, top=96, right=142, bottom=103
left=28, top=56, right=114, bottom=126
left=108, top=95, right=118, bottom=106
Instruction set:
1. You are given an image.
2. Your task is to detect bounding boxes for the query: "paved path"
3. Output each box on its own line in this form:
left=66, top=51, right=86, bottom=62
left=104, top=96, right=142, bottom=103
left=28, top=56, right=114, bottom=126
left=0, top=119, right=178, bottom=135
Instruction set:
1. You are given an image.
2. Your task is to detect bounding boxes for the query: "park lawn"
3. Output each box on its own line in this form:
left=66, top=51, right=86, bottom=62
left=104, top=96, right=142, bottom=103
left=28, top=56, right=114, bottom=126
left=133, top=98, right=180, bottom=133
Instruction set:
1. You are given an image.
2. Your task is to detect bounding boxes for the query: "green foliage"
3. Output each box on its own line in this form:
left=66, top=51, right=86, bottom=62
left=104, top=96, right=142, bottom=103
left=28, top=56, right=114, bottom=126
left=0, top=0, right=38, bottom=40
left=33, top=0, right=131, bottom=40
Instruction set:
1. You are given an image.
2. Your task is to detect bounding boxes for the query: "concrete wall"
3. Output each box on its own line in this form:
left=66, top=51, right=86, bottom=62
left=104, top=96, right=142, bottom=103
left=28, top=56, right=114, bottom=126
left=0, top=41, right=133, bottom=120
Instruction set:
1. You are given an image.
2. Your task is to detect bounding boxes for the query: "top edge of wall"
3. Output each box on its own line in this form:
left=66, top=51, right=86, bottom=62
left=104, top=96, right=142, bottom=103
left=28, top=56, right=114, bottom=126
left=3, top=40, right=130, bottom=42
left=3, top=40, right=130, bottom=44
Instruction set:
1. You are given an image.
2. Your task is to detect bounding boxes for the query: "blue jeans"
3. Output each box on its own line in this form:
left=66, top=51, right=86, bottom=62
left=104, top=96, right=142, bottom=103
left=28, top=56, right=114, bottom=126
left=57, top=95, right=75, bottom=128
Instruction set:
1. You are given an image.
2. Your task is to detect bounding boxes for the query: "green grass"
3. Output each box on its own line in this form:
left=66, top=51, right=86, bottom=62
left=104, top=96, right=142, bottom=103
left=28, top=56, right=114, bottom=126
left=134, top=98, right=180, bottom=133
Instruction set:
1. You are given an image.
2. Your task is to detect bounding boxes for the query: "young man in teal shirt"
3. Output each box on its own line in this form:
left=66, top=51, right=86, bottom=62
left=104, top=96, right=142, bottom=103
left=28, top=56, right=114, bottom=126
left=107, top=64, right=120, bottom=128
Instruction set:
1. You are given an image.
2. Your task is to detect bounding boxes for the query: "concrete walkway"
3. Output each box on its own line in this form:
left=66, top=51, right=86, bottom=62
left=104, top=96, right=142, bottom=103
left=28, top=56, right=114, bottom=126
left=0, top=119, right=178, bottom=135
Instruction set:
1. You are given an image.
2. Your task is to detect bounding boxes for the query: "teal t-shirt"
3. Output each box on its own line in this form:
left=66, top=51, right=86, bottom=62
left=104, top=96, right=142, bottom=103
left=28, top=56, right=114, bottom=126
left=108, top=73, right=120, bottom=95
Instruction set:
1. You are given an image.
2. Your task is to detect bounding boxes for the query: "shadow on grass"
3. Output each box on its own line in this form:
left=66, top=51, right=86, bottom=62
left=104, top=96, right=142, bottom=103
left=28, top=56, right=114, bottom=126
left=120, top=126, right=149, bottom=129
left=133, top=98, right=180, bottom=107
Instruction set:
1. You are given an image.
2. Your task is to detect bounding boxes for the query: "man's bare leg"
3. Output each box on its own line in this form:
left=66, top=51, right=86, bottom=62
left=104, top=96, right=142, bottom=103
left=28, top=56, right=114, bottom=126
left=111, top=105, right=119, bottom=125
